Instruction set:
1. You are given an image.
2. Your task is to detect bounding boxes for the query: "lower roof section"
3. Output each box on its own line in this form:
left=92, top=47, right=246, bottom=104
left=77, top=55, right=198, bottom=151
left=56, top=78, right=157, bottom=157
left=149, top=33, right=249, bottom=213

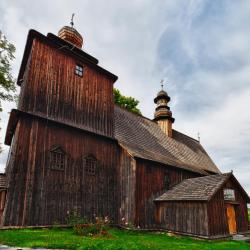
left=155, top=173, right=250, bottom=202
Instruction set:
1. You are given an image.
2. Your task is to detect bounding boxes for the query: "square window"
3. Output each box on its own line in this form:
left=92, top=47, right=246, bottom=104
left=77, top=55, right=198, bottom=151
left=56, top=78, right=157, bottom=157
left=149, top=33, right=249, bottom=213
left=224, top=189, right=235, bottom=200
left=75, top=64, right=83, bottom=77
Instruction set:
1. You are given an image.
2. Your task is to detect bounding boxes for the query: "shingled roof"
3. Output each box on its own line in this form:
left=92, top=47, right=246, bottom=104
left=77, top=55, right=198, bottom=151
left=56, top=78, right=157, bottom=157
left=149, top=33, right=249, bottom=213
left=5, top=105, right=220, bottom=176
left=114, top=106, right=220, bottom=175
left=155, top=174, right=230, bottom=201
left=0, top=174, right=6, bottom=190
left=155, top=173, right=250, bottom=202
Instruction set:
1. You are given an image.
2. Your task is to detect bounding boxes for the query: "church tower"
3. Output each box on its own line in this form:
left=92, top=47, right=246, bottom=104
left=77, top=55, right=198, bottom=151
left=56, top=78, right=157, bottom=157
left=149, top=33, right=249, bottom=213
left=154, top=86, right=175, bottom=137
left=2, top=21, right=118, bottom=226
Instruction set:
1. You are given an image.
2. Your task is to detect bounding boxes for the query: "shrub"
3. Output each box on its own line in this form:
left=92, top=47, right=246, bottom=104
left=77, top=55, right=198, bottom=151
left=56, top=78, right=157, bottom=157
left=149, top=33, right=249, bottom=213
left=66, top=210, right=88, bottom=226
left=72, top=216, right=110, bottom=236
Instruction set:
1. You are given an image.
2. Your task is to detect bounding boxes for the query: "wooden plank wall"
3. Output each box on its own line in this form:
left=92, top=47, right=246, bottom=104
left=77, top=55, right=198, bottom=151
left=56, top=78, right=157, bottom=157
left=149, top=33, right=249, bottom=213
left=156, top=201, right=209, bottom=236
left=18, top=38, right=115, bottom=138
left=208, top=180, right=249, bottom=236
left=207, top=191, right=229, bottom=236
left=225, top=180, right=249, bottom=232
left=2, top=115, right=119, bottom=226
left=118, top=148, right=136, bottom=225
left=0, top=190, right=6, bottom=224
left=135, top=159, right=199, bottom=228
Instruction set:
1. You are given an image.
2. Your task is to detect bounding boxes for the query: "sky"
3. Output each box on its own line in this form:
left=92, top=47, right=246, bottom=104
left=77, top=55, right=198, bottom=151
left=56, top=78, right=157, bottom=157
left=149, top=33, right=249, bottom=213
left=0, top=0, right=250, bottom=194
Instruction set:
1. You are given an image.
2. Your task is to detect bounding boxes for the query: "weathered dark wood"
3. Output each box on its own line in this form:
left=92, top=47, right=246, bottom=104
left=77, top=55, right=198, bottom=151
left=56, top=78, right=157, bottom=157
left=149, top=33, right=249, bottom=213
left=207, top=190, right=229, bottom=236
left=0, top=190, right=6, bottom=223
left=135, top=159, right=199, bottom=228
left=156, top=201, right=209, bottom=236
left=118, top=147, right=136, bottom=225
left=18, top=38, right=115, bottom=138
left=207, top=179, right=249, bottom=236
left=2, top=115, right=119, bottom=226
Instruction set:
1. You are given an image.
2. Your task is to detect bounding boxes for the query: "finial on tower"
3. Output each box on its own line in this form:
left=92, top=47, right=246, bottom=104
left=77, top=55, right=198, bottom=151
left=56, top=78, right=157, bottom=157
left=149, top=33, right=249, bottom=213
left=70, top=13, right=75, bottom=28
left=160, top=79, right=164, bottom=90
left=154, top=80, right=174, bottom=137
left=197, top=132, right=200, bottom=143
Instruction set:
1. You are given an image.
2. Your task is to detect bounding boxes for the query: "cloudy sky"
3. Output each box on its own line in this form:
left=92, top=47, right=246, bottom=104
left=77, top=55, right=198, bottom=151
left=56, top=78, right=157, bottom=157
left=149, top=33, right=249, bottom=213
left=0, top=0, right=250, bottom=194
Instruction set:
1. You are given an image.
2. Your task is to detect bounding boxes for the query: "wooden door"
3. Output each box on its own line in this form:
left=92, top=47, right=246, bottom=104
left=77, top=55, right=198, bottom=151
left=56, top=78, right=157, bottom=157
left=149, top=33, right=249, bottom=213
left=226, top=204, right=237, bottom=234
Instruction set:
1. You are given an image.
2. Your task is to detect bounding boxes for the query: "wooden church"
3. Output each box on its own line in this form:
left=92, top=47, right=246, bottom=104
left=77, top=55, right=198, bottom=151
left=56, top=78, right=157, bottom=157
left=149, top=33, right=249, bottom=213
left=0, top=24, right=249, bottom=238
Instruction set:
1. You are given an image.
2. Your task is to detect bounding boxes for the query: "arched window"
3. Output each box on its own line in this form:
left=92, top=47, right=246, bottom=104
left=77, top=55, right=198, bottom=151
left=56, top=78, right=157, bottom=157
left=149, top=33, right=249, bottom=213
left=50, top=146, right=66, bottom=170
left=83, top=154, right=97, bottom=175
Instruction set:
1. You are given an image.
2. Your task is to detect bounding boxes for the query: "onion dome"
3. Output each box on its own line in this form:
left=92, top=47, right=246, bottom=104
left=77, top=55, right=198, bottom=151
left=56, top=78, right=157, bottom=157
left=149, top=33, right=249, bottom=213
left=58, top=26, right=83, bottom=48
left=154, top=88, right=175, bottom=123
left=58, top=14, right=83, bottom=48
left=154, top=90, right=170, bottom=103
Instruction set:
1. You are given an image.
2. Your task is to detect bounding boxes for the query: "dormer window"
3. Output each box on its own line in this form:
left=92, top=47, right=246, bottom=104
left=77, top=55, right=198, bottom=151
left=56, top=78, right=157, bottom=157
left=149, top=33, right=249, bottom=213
left=50, top=146, right=66, bottom=170
left=75, top=64, right=83, bottom=77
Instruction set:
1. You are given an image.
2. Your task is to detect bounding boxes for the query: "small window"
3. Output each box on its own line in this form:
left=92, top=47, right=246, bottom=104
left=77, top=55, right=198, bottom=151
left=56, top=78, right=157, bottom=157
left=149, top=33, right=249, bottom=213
left=50, top=146, right=66, bottom=170
left=224, top=189, right=235, bottom=201
left=75, top=64, right=83, bottom=77
left=84, top=155, right=97, bottom=175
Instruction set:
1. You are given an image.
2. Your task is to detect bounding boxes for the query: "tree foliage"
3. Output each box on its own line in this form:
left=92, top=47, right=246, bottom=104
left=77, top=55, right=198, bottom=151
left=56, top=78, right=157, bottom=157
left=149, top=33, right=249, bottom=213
left=0, top=31, right=16, bottom=112
left=113, top=88, right=141, bottom=115
left=0, top=31, right=16, bottom=153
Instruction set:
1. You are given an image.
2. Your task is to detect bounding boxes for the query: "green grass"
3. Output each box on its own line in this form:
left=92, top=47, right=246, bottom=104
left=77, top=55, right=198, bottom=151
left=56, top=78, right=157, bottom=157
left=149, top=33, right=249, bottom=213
left=0, top=228, right=250, bottom=250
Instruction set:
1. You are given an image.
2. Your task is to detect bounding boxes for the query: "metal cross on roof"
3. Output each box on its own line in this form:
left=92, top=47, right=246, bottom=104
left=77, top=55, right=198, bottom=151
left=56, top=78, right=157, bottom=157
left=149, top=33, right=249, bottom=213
left=70, top=13, right=75, bottom=28
left=160, top=79, right=164, bottom=90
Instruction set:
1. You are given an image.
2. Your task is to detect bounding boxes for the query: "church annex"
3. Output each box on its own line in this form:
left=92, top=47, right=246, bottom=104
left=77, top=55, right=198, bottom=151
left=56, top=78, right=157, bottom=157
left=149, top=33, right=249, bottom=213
left=0, top=25, right=249, bottom=238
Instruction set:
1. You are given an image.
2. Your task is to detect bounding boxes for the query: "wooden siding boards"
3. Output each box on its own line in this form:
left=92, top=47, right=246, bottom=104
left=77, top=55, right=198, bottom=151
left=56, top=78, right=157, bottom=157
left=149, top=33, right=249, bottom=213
left=224, top=180, right=249, bottom=233
left=0, top=191, right=6, bottom=224
left=207, top=191, right=229, bottom=236
left=155, top=175, right=249, bottom=237
left=118, top=147, right=136, bottom=225
left=18, top=38, right=115, bottom=138
left=207, top=179, right=249, bottom=236
left=2, top=116, right=119, bottom=226
left=156, top=201, right=209, bottom=236
left=135, top=159, right=199, bottom=228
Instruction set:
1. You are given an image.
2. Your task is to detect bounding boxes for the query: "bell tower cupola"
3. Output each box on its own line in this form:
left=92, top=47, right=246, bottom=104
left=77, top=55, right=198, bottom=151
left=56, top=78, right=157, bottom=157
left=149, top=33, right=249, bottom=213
left=154, top=81, right=175, bottom=137
left=58, top=14, right=83, bottom=48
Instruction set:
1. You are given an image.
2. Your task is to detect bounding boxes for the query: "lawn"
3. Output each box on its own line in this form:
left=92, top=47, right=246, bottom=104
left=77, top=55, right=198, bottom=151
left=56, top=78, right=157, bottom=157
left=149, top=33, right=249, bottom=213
left=0, top=228, right=250, bottom=250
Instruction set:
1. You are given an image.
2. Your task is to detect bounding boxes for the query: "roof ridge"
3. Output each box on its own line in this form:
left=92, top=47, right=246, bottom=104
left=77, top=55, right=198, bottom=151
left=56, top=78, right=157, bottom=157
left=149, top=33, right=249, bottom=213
left=114, top=105, right=198, bottom=142
left=172, top=129, right=199, bottom=143
left=114, top=104, right=153, bottom=122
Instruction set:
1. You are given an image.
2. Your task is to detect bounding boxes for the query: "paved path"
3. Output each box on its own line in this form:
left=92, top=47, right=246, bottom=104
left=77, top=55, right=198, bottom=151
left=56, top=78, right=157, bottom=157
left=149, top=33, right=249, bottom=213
left=232, top=234, right=250, bottom=243
left=0, top=246, right=62, bottom=250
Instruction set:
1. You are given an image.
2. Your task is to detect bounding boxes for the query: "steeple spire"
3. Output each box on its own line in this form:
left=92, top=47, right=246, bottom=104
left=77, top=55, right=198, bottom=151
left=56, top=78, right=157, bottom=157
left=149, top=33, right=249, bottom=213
left=154, top=82, right=175, bottom=137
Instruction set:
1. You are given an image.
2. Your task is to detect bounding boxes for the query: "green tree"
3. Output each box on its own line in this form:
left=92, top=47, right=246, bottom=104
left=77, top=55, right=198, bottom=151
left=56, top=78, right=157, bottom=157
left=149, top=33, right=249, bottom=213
left=0, top=31, right=16, bottom=152
left=113, top=88, right=141, bottom=115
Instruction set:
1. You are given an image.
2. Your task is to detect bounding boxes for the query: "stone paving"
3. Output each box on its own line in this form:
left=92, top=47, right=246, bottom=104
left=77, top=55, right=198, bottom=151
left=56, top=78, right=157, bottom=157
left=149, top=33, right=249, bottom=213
left=232, top=234, right=250, bottom=243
